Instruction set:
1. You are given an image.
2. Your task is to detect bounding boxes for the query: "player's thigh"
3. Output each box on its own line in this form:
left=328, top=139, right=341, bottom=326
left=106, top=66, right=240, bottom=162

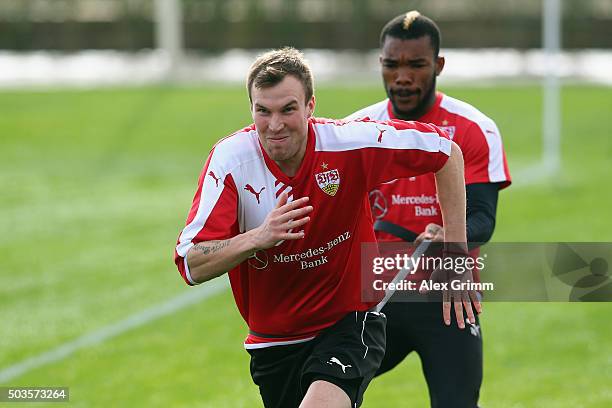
left=375, top=301, right=418, bottom=376
left=248, top=342, right=313, bottom=408
left=416, top=303, right=483, bottom=408
left=303, top=311, right=386, bottom=407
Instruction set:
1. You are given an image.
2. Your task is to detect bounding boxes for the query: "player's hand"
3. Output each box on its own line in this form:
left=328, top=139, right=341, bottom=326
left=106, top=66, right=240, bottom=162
left=420, top=246, right=482, bottom=329
left=252, top=192, right=313, bottom=250
left=415, top=223, right=444, bottom=244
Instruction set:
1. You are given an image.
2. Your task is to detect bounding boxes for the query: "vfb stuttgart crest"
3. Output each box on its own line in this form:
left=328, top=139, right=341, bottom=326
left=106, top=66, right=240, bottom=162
left=315, top=169, right=341, bottom=196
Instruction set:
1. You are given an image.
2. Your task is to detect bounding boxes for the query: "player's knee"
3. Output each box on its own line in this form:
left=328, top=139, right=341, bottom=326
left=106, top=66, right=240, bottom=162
left=300, top=380, right=351, bottom=408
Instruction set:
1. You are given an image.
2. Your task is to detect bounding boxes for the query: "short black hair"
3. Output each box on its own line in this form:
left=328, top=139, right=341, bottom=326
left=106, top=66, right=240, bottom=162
left=379, top=11, right=441, bottom=57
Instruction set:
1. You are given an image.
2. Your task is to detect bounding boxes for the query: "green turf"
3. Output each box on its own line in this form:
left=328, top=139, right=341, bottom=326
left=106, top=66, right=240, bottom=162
left=1, top=84, right=611, bottom=407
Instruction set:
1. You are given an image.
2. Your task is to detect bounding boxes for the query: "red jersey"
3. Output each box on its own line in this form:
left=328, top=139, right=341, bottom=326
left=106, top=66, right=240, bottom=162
left=347, top=92, right=511, bottom=236
left=175, top=117, right=451, bottom=348
left=346, top=92, right=512, bottom=281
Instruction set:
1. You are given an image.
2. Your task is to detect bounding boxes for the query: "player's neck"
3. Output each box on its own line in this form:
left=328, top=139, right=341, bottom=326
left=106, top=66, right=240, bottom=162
left=276, top=159, right=301, bottom=177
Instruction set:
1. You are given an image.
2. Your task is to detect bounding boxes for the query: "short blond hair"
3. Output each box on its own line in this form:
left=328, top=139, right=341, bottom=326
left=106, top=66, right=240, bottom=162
left=379, top=10, right=441, bottom=56
left=403, top=11, right=421, bottom=30
left=246, top=47, right=314, bottom=104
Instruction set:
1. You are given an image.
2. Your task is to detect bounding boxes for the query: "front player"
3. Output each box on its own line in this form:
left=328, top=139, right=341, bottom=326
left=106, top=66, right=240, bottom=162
left=174, top=47, right=471, bottom=407
left=346, top=11, right=512, bottom=407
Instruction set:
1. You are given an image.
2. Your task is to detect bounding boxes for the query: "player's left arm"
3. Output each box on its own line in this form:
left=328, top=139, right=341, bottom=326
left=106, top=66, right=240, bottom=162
left=354, top=120, right=479, bottom=326
left=432, top=142, right=484, bottom=328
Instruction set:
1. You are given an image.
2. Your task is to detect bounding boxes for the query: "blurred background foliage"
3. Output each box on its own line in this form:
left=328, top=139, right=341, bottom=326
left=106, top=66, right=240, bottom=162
left=0, top=0, right=611, bottom=50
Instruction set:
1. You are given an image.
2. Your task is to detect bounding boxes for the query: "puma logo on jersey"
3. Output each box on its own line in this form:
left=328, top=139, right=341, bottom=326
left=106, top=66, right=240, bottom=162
left=245, top=184, right=265, bottom=204
left=327, top=357, right=352, bottom=373
left=376, top=127, right=387, bottom=143
left=208, top=170, right=221, bottom=187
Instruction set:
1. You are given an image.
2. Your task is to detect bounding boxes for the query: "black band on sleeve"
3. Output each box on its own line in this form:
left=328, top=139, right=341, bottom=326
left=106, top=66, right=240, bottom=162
left=466, top=182, right=502, bottom=247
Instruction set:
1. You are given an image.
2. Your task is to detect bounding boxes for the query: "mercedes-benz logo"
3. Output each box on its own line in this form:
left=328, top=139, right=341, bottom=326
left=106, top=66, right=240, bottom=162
left=369, top=190, right=388, bottom=220
left=248, top=250, right=269, bottom=270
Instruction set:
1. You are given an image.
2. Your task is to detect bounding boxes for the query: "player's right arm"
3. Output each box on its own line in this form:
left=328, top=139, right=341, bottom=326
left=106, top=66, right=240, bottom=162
left=186, top=193, right=312, bottom=284
left=175, top=138, right=313, bottom=286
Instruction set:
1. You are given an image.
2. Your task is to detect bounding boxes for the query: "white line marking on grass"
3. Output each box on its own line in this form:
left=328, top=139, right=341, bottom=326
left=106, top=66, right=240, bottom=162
left=0, top=277, right=229, bottom=383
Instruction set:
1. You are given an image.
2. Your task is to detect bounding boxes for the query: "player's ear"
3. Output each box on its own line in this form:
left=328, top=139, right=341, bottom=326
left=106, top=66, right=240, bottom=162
left=435, top=56, right=445, bottom=76
left=306, top=95, right=316, bottom=117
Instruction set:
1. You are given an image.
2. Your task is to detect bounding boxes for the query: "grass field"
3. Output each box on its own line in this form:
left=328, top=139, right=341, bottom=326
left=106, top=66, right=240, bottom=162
left=1, top=84, right=611, bottom=407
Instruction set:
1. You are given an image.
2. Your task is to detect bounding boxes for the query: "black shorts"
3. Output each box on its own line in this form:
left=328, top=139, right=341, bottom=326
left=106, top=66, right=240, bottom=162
left=377, top=300, right=483, bottom=408
left=247, top=311, right=386, bottom=408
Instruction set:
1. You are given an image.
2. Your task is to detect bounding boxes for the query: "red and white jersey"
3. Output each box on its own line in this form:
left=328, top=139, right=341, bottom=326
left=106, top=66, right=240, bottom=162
left=346, top=92, right=512, bottom=240
left=175, top=117, right=451, bottom=349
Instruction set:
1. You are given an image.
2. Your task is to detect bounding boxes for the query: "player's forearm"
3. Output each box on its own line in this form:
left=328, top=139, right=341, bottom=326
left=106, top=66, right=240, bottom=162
left=186, top=231, right=258, bottom=284
left=435, top=142, right=467, bottom=245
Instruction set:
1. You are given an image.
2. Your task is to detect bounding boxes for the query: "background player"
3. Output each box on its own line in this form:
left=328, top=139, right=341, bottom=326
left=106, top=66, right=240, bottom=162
left=346, top=11, right=512, bottom=408
left=174, top=47, right=472, bottom=408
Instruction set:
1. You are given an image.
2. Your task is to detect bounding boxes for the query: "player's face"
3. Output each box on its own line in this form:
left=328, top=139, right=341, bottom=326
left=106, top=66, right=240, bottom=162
left=251, top=75, right=315, bottom=175
left=380, top=36, right=444, bottom=120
